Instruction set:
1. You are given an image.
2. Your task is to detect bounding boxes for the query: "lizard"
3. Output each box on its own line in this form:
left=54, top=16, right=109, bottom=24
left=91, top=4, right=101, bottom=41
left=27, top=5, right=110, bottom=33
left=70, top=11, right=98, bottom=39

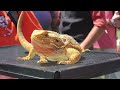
left=17, top=11, right=89, bottom=64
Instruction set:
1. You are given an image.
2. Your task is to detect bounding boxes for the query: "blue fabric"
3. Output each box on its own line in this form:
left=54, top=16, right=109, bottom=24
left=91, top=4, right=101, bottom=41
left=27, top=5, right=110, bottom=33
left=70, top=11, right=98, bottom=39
left=33, top=11, right=52, bottom=29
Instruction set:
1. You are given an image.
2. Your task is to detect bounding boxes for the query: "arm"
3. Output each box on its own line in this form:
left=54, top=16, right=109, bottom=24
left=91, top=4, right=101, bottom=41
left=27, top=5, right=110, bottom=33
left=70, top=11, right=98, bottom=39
left=80, top=11, right=106, bottom=49
left=80, top=26, right=105, bottom=49
left=50, top=11, right=60, bottom=32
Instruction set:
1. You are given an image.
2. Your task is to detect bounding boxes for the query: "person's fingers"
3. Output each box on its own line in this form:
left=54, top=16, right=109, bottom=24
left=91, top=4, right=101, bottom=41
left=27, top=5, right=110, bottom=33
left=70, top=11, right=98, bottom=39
left=114, top=11, right=119, bottom=15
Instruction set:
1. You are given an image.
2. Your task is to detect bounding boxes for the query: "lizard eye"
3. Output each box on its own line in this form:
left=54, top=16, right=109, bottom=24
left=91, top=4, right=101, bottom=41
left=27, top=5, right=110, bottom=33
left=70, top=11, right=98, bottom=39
left=55, top=39, right=59, bottom=42
left=55, top=38, right=61, bottom=42
left=44, top=34, right=48, bottom=37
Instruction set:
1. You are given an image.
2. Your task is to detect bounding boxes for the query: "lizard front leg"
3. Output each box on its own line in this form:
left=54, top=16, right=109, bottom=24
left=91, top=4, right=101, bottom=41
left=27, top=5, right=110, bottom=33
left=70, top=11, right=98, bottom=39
left=17, top=48, right=36, bottom=60
left=58, top=52, right=80, bottom=64
left=70, top=44, right=90, bottom=53
left=37, top=54, right=48, bottom=64
left=58, top=48, right=81, bottom=64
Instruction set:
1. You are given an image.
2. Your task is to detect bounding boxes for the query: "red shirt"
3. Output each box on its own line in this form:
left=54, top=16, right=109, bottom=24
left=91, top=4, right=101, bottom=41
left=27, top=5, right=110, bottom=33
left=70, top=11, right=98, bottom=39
left=93, top=11, right=117, bottom=49
left=91, top=11, right=107, bottom=28
left=0, top=11, right=17, bottom=46
left=0, top=11, right=43, bottom=47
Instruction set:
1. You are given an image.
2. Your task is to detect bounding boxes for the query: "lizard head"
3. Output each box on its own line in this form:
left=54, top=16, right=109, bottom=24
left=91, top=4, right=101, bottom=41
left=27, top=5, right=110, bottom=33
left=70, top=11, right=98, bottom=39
left=31, top=30, right=65, bottom=49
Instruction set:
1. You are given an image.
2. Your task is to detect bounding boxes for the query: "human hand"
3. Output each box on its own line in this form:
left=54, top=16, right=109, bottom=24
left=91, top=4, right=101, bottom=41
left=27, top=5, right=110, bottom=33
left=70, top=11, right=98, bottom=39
left=111, top=11, right=120, bottom=28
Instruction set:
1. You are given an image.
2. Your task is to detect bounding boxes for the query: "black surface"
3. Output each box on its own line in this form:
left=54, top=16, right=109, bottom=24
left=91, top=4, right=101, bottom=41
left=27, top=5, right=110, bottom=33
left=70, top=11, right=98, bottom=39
left=0, top=46, right=120, bottom=79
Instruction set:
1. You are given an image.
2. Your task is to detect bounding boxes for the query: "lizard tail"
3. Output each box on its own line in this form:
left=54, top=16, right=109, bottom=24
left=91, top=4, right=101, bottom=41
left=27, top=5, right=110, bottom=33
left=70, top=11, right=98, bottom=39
left=17, top=11, right=33, bottom=51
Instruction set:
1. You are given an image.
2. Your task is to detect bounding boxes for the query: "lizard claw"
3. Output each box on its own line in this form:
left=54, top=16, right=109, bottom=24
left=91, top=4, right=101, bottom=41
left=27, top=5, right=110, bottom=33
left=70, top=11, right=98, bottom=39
left=57, top=61, right=71, bottom=64
left=17, top=56, right=31, bottom=60
left=37, top=59, right=48, bottom=64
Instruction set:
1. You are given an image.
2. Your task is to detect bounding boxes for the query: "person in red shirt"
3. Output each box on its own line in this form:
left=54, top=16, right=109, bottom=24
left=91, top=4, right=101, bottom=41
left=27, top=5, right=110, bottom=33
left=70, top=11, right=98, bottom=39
left=0, top=11, right=18, bottom=46
left=80, top=11, right=107, bottom=50
left=0, top=11, right=43, bottom=47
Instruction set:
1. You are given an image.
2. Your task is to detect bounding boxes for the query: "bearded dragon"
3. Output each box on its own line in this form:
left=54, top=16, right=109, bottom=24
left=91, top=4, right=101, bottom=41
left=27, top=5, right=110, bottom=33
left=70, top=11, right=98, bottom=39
left=17, top=11, right=89, bottom=64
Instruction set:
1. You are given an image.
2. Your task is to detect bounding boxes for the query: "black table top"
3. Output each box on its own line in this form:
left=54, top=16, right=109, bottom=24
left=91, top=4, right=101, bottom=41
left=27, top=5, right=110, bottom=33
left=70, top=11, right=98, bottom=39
left=0, top=45, right=120, bottom=79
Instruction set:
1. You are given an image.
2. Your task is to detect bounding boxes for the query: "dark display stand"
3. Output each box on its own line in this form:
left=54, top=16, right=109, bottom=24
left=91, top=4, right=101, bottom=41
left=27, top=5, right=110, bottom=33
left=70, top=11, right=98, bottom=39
left=0, top=46, right=120, bottom=79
